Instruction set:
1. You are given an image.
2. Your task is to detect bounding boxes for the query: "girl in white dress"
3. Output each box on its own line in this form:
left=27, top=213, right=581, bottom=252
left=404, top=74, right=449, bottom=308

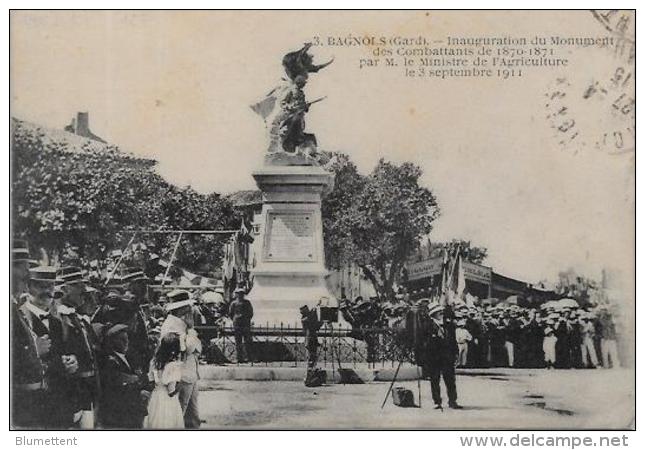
left=144, top=334, right=185, bottom=429
left=542, top=327, right=557, bottom=369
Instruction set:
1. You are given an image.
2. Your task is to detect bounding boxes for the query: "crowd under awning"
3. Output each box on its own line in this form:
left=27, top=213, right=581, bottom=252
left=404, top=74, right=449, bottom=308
left=403, top=256, right=558, bottom=304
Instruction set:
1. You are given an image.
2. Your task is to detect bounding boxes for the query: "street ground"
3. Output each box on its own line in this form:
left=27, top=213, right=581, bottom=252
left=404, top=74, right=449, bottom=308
left=198, top=368, right=634, bottom=429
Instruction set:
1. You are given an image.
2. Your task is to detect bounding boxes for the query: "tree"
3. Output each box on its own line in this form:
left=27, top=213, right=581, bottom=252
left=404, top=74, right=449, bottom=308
left=150, top=188, right=241, bottom=274
left=425, top=239, right=489, bottom=264
left=12, top=118, right=240, bottom=275
left=554, top=268, right=599, bottom=306
left=323, top=157, right=440, bottom=302
left=321, top=152, right=365, bottom=269
left=12, top=120, right=165, bottom=263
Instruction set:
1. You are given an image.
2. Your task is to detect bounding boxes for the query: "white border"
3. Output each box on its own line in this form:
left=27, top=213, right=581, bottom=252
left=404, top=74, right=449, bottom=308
left=2, top=3, right=641, bottom=449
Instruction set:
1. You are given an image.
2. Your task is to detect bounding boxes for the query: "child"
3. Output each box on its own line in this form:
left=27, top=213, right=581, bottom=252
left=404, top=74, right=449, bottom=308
left=455, top=320, right=473, bottom=368
left=144, top=334, right=185, bottom=429
left=543, top=326, right=557, bottom=369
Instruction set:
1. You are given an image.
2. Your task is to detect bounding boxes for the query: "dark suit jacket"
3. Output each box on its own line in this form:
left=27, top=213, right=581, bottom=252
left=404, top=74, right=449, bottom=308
left=92, top=305, right=151, bottom=374
left=423, top=318, right=458, bottom=366
left=301, top=310, right=321, bottom=350
left=47, top=312, right=98, bottom=423
left=99, top=352, right=148, bottom=429
left=229, top=299, right=253, bottom=328
left=11, top=302, right=45, bottom=386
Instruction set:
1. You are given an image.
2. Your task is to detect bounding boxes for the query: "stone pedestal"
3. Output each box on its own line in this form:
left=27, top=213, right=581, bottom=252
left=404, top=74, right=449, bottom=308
left=247, top=164, right=345, bottom=327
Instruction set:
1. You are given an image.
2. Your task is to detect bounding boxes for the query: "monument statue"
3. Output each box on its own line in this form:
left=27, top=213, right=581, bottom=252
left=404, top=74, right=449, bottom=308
left=251, top=43, right=333, bottom=165
left=247, top=43, right=346, bottom=327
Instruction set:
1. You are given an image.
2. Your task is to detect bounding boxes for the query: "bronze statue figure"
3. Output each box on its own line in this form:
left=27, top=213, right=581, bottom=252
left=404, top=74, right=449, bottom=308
left=251, top=43, right=333, bottom=164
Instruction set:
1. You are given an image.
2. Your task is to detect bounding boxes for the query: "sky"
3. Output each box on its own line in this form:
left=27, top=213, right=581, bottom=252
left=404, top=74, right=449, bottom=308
left=10, top=10, right=635, bottom=289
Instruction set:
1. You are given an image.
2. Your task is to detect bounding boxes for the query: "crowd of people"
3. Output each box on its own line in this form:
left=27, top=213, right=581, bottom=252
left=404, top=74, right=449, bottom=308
left=447, top=301, right=620, bottom=370
left=11, top=239, right=209, bottom=429
left=12, top=237, right=624, bottom=429
left=339, top=293, right=622, bottom=370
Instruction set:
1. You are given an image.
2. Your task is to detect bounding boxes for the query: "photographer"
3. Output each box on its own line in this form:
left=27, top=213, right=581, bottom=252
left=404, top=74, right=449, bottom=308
left=421, top=303, right=462, bottom=410
left=300, top=305, right=322, bottom=368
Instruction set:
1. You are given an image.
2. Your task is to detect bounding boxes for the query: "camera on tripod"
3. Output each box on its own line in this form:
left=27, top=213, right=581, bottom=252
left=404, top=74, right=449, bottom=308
left=316, top=296, right=339, bottom=323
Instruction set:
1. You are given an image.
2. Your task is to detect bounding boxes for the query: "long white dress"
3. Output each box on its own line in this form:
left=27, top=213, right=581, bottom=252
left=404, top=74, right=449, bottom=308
left=143, top=360, right=185, bottom=429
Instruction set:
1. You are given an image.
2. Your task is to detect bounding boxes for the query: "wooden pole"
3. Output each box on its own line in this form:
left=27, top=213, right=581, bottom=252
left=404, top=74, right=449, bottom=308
left=162, top=231, right=183, bottom=287
left=122, top=229, right=236, bottom=235
left=104, top=232, right=137, bottom=286
left=381, top=360, right=403, bottom=409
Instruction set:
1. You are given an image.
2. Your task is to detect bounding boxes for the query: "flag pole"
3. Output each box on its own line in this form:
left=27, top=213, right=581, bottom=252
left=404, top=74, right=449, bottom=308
left=162, top=231, right=184, bottom=287
left=104, top=232, right=137, bottom=286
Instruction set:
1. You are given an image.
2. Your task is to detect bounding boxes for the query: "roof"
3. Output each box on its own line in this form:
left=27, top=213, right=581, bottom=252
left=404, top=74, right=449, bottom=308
left=225, top=190, right=262, bottom=207
left=11, top=117, right=156, bottom=166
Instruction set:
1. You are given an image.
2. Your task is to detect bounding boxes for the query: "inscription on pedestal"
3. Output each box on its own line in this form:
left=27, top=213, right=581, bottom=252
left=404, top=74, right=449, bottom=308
left=264, top=211, right=315, bottom=262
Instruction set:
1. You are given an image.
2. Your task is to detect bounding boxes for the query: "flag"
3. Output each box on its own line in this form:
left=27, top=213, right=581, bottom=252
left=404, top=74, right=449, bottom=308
left=440, top=247, right=450, bottom=296
left=455, top=253, right=466, bottom=300
left=238, top=219, right=254, bottom=244
left=250, top=93, right=278, bottom=120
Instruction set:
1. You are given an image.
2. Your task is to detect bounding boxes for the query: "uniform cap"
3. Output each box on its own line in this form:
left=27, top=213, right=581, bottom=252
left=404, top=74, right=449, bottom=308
left=58, top=266, right=87, bottom=285
left=121, top=267, right=149, bottom=283
left=13, top=239, right=32, bottom=263
left=29, top=266, right=60, bottom=283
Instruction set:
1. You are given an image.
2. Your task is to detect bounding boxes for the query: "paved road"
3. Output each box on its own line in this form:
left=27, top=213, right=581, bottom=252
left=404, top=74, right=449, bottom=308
left=197, top=368, right=634, bottom=429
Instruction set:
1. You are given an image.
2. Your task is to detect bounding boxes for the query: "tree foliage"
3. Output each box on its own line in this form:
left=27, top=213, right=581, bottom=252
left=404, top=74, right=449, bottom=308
left=12, top=119, right=240, bottom=274
left=425, top=239, right=489, bottom=265
left=322, top=155, right=440, bottom=302
left=321, top=152, right=365, bottom=269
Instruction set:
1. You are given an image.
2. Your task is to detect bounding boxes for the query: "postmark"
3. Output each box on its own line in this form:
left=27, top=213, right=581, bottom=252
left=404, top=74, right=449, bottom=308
left=544, top=10, right=635, bottom=156
left=591, top=10, right=635, bottom=65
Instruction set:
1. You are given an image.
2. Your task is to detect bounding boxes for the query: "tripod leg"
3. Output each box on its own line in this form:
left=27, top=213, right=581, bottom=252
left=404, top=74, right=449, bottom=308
left=331, top=325, right=345, bottom=384
left=416, top=365, right=422, bottom=408
left=329, top=326, right=335, bottom=384
left=381, top=360, right=404, bottom=409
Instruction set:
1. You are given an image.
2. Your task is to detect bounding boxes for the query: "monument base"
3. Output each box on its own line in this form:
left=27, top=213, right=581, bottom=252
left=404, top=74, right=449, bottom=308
left=247, top=163, right=350, bottom=328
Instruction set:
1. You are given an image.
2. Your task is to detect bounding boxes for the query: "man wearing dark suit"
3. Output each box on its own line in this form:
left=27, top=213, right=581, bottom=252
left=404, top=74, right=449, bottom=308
left=99, top=324, right=150, bottom=429
left=11, top=259, right=59, bottom=429
left=421, top=303, right=461, bottom=410
left=228, top=287, right=254, bottom=363
left=300, top=305, right=322, bottom=368
left=121, top=268, right=153, bottom=374
left=48, top=267, right=98, bottom=428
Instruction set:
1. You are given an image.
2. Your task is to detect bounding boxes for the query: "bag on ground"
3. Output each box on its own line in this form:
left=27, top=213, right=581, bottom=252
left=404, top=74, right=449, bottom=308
left=392, top=387, right=415, bottom=407
left=304, top=368, right=326, bottom=387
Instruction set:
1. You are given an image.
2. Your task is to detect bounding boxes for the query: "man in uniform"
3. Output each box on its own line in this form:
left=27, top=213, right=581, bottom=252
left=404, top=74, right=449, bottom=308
left=122, top=268, right=153, bottom=373
left=466, top=309, right=485, bottom=368
left=554, top=310, right=572, bottom=368
left=422, top=303, right=462, bottom=410
left=49, top=266, right=99, bottom=428
left=11, top=239, right=32, bottom=305
left=11, top=261, right=58, bottom=428
left=228, top=287, right=254, bottom=363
